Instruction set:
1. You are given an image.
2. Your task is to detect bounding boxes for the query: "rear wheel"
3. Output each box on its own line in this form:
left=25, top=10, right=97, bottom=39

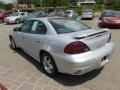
left=41, top=53, right=58, bottom=76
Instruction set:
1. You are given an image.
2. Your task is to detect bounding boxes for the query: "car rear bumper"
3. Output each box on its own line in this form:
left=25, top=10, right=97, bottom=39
left=81, top=15, right=93, bottom=19
left=52, top=42, right=114, bottom=75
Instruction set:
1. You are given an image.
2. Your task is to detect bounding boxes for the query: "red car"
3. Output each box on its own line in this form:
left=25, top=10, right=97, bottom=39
left=100, top=11, right=120, bottom=28
left=0, top=11, right=13, bottom=23
left=0, top=83, right=7, bottom=90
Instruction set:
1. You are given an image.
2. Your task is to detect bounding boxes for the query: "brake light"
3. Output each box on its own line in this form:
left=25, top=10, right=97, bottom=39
left=64, top=41, right=90, bottom=54
left=107, top=33, right=111, bottom=43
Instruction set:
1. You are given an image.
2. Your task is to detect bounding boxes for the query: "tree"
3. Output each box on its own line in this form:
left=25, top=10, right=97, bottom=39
left=5, top=3, right=13, bottom=10
left=104, top=0, right=120, bottom=10
left=0, top=1, right=5, bottom=9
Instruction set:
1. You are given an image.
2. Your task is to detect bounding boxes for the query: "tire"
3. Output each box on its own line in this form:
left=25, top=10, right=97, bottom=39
left=10, top=37, right=17, bottom=49
left=0, top=19, right=3, bottom=24
left=99, top=23, right=105, bottom=28
left=41, top=53, right=58, bottom=76
left=15, top=19, right=20, bottom=24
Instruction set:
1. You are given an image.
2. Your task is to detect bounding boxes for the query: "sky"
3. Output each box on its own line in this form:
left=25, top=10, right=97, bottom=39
left=0, top=0, right=15, bottom=3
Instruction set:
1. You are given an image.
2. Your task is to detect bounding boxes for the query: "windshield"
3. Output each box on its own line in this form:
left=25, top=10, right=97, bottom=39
left=0, top=12, right=2, bottom=14
left=11, top=12, right=19, bottom=16
left=105, top=12, right=118, bottom=17
left=49, top=18, right=91, bottom=34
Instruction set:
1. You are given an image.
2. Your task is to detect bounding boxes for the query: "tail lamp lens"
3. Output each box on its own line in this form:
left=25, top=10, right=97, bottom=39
left=64, top=41, right=90, bottom=54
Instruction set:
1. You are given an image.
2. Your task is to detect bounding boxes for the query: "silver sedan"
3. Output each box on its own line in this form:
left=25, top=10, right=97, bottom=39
left=9, top=17, right=114, bottom=76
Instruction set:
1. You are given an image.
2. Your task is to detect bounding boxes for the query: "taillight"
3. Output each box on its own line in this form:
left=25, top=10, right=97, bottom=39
left=64, top=41, right=90, bottom=54
left=107, top=33, right=111, bottom=43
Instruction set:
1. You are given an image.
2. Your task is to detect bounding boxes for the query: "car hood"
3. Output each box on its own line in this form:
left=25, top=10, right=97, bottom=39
left=103, top=17, right=120, bottom=20
left=59, top=28, right=110, bottom=51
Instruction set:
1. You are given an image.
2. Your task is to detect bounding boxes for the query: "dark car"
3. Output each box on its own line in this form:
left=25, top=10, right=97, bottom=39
left=0, top=11, right=13, bottom=23
left=100, top=11, right=120, bottom=28
left=22, top=11, right=46, bottom=22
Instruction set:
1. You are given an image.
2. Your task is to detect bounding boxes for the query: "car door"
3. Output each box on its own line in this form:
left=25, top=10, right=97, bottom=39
left=22, top=20, right=47, bottom=59
left=18, top=20, right=33, bottom=49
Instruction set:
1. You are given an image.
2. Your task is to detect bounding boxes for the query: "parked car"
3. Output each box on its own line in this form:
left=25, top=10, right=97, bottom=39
left=22, top=11, right=46, bottom=22
left=9, top=17, right=114, bottom=76
left=81, top=9, right=94, bottom=19
left=64, top=10, right=78, bottom=19
left=100, top=11, right=120, bottom=28
left=4, top=12, right=30, bottom=24
left=0, top=83, right=7, bottom=90
left=47, top=10, right=65, bottom=17
left=0, top=11, right=13, bottom=23
left=99, top=10, right=115, bottom=20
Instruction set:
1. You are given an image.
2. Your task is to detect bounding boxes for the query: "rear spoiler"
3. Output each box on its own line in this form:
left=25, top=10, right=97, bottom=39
left=74, top=31, right=107, bottom=39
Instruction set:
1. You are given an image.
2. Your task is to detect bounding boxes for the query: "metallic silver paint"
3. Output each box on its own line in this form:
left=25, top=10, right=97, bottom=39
left=10, top=17, right=114, bottom=75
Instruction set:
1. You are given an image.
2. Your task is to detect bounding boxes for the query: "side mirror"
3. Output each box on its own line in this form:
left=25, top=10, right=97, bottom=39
left=13, top=27, right=21, bottom=32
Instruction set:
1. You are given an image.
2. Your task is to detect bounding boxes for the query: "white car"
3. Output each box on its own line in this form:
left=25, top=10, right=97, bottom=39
left=65, top=10, right=78, bottom=19
left=4, top=12, right=30, bottom=24
left=81, top=9, right=94, bottom=19
left=9, top=17, right=114, bottom=76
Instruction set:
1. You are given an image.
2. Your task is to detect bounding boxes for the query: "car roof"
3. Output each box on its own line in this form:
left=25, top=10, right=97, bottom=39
left=29, top=17, right=68, bottom=21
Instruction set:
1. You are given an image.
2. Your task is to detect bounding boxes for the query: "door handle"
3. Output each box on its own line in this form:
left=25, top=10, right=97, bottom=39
left=36, top=41, right=40, bottom=43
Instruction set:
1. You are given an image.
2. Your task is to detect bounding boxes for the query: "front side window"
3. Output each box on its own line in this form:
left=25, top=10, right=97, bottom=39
left=12, top=12, right=19, bottom=16
left=49, top=18, right=91, bottom=34
left=30, top=20, right=47, bottom=34
left=21, top=20, right=33, bottom=33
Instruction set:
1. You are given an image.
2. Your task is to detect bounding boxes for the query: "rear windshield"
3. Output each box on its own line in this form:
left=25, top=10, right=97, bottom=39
left=83, top=10, right=93, bottom=13
left=48, top=18, right=91, bottom=34
left=65, top=11, right=71, bottom=13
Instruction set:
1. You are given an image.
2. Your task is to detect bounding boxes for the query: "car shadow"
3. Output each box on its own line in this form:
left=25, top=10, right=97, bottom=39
left=10, top=45, right=103, bottom=86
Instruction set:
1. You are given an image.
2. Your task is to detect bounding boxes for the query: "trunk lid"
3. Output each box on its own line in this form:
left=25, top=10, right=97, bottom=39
left=59, top=28, right=110, bottom=51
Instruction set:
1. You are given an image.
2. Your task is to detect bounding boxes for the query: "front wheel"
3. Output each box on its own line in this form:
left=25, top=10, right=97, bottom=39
left=99, top=22, right=105, bottom=28
left=41, top=53, right=58, bottom=77
left=10, top=38, right=17, bottom=49
left=0, top=19, right=3, bottom=24
left=15, top=19, right=20, bottom=24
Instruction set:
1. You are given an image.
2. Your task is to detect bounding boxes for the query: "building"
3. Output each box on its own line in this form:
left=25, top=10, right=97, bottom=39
left=77, top=0, right=96, bottom=6
left=12, top=0, right=34, bottom=11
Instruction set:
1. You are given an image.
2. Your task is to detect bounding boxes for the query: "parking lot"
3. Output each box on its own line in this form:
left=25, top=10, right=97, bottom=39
left=0, top=16, right=120, bottom=90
